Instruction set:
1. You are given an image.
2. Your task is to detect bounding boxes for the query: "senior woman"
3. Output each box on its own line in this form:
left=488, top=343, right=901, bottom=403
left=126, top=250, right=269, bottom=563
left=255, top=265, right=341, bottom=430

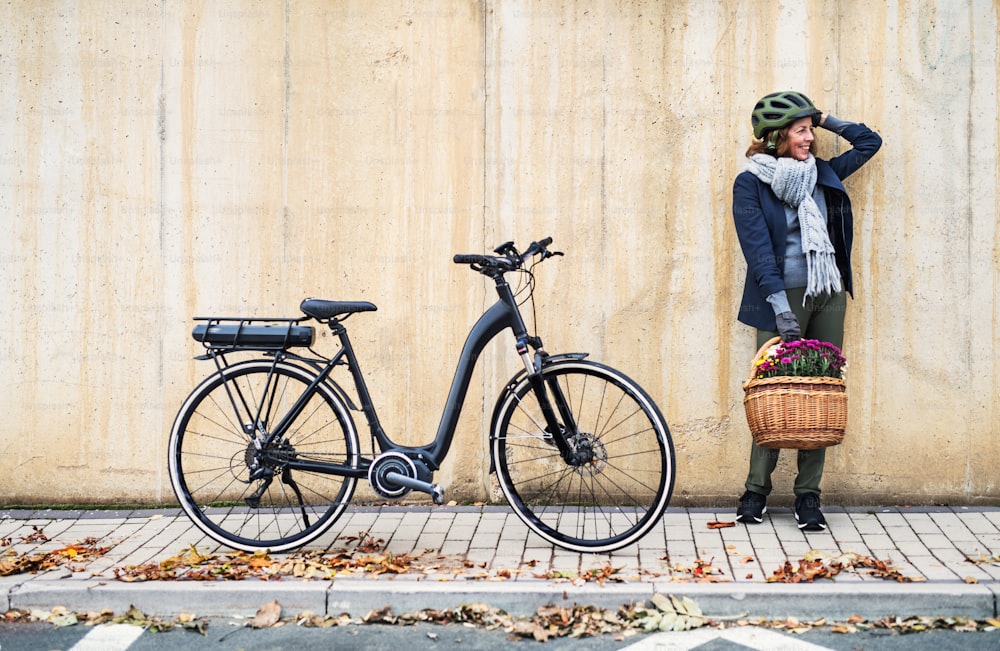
left=731, top=91, right=881, bottom=530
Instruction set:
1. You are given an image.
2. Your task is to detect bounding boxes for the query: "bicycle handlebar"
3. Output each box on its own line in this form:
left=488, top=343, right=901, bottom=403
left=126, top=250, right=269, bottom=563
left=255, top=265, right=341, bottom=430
left=452, top=253, right=489, bottom=265
left=453, top=237, right=559, bottom=274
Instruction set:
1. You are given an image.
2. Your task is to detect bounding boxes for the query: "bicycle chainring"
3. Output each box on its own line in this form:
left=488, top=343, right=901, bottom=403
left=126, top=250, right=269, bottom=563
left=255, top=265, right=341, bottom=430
left=368, top=451, right=418, bottom=499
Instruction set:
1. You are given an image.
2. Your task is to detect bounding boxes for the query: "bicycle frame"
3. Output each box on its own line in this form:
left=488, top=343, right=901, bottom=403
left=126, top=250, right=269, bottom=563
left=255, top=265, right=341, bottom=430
left=234, top=267, right=568, bottom=488
left=353, top=290, right=520, bottom=466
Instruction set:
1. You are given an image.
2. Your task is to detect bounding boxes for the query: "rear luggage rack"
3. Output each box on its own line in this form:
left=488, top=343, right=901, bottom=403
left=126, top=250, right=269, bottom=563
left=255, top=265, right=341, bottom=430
left=192, top=317, right=315, bottom=351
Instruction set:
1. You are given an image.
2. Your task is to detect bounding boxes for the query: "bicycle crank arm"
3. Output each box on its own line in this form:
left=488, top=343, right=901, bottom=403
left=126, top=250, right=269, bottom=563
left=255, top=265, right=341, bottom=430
left=384, top=471, right=445, bottom=505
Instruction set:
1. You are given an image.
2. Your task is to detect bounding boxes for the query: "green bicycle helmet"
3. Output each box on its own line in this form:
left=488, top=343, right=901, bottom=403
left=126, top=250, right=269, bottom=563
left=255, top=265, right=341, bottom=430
left=751, top=91, right=821, bottom=140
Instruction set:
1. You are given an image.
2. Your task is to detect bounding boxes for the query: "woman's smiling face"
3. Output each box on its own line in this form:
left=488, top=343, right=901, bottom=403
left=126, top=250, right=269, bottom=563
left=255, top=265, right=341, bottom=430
left=782, top=117, right=815, bottom=160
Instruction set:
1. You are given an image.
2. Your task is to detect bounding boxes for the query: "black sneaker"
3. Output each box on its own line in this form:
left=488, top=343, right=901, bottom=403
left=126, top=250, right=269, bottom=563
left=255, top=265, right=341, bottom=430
left=736, top=490, right=767, bottom=524
left=794, top=492, right=827, bottom=531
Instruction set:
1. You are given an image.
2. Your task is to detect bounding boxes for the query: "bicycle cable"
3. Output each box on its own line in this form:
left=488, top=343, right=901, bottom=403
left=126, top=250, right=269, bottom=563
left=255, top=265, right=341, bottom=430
left=517, top=261, right=540, bottom=341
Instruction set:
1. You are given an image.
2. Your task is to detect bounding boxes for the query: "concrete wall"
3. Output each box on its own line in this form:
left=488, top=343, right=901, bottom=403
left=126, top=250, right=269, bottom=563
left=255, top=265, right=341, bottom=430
left=1, top=0, right=997, bottom=506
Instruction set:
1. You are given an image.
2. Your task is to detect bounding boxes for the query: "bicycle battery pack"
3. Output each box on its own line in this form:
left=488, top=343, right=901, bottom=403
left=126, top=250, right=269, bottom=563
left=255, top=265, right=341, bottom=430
left=192, top=323, right=315, bottom=349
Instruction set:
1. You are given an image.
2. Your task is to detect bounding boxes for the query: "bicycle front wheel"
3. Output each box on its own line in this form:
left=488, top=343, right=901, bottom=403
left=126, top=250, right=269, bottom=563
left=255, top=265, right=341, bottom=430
left=168, top=360, right=359, bottom=552
left=492, top=359, right=674, bottom=553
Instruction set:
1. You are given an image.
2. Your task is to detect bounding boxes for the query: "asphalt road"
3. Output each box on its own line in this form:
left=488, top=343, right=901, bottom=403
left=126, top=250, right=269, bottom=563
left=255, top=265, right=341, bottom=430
left=2, top=620, right=1000, bottom=651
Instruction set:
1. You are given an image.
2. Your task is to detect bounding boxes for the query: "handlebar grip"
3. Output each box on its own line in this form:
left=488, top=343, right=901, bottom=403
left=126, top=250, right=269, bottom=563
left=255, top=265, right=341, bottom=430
left=453, top=254, right=488, bottom=265
left=520, top=236, right=554, bottom=259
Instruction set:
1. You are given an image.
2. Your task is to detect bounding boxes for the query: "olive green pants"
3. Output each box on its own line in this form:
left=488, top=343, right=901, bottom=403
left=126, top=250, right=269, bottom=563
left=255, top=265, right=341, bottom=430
left=744, top=288, right=846, bottom=497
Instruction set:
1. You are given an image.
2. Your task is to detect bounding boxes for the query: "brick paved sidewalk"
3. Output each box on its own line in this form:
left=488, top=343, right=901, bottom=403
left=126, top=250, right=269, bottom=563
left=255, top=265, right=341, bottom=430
left=2, top=505, right=999, bottom=620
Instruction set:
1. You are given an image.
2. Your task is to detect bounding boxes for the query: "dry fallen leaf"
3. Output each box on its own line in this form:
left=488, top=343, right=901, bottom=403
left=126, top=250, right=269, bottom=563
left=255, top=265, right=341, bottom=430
left=1, top=537, right=112, bottom=577
left=250, top=600, right=282, bottom=629
left=768, top=551, right=925, bottom=584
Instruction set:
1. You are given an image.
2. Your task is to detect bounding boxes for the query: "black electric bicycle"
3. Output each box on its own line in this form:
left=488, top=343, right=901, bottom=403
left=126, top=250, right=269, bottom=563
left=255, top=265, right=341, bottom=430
left=168, top=238, right=675, bottom=553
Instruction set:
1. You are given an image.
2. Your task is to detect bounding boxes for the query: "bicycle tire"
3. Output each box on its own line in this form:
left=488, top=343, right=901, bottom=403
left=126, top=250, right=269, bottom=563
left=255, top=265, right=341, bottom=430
left=168, top=359, right=359, bottom=552
left=491, top=359, right=674, bottom=552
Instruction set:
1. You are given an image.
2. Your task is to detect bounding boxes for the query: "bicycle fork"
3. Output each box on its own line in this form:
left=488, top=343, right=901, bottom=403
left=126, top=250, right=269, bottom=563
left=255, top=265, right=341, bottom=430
left=515, top=339, right=591, bottom=467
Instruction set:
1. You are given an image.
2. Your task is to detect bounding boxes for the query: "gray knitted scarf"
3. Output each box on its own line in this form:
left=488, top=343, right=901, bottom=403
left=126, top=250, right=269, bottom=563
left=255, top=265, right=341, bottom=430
left=746, top=153, right=842, bottom=302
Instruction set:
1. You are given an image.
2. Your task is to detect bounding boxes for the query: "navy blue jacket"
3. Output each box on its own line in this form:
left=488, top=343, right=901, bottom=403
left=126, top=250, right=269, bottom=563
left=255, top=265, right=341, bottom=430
left=732, top=122, right=882, bottom=330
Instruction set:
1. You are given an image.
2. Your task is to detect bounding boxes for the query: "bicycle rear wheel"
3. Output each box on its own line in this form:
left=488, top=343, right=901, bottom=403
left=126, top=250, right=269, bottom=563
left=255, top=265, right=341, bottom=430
left=491, top=359, right=674, bottom=553
left=168, top=359, right=359, bottom=552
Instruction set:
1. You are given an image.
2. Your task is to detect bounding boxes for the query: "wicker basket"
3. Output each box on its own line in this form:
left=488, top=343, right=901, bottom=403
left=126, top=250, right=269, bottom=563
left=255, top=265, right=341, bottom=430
left=742, top=337, right=847, bottom=449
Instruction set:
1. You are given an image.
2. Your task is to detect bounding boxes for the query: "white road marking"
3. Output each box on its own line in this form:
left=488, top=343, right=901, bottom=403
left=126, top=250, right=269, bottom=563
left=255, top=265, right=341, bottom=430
left=69, top=623, right=145, bottom=651
left=623, top=626, right=833, bottom=650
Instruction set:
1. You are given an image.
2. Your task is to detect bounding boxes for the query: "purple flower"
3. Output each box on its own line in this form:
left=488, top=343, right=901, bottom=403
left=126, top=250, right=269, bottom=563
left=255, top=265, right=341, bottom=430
left=754, top=338, right=847, bottom=379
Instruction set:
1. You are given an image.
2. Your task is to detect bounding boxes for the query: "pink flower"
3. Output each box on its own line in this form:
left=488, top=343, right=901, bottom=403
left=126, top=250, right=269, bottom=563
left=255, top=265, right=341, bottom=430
left=753, top=339, right=847, bottom=380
